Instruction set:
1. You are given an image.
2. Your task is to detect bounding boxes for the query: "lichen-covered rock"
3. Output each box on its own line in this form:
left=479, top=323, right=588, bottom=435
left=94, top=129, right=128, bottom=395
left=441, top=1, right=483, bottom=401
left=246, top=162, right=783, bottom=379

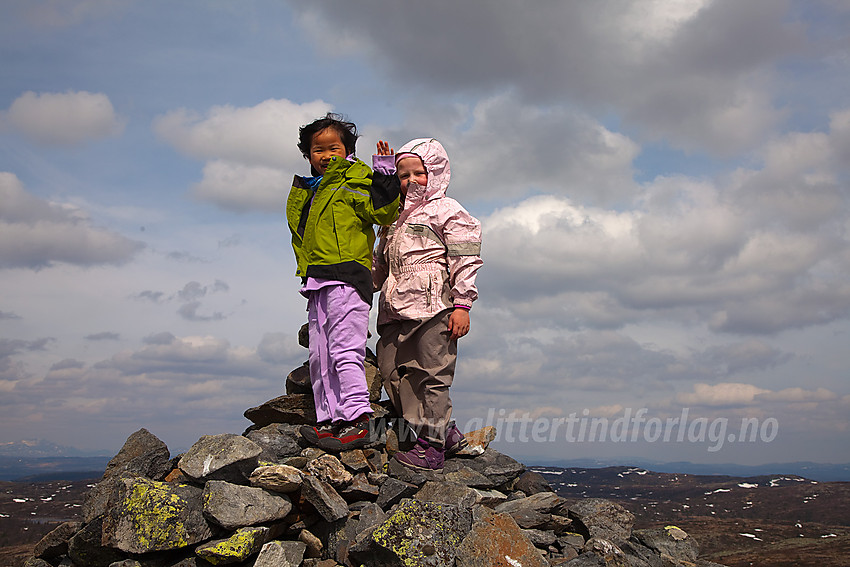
left=254, top=540, right=308, bottom=567
left=300, top=473, right=350, bottom=522
left=568, top=498, right=635, bottom=545
left=455, top=506, right=548, bottom=567
left=350, top=498, right=472, bottom=567
left=250, top=463, right=303, bottom=493
left=83, top=428, right=171, bottom=522
left=203, top=480, right=293, bottom=530
left=195, top=526, right=273, bottom=565
left=101, top=477, right=212, bottom=554
left=178, top=433, right=262, bottom=484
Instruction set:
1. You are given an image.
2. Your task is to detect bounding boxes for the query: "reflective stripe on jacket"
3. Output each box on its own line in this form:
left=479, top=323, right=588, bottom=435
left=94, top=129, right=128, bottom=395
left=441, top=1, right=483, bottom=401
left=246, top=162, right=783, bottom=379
left=287, top=155, right=400, bottom=302
left=373, top=139, right=482, bottom=325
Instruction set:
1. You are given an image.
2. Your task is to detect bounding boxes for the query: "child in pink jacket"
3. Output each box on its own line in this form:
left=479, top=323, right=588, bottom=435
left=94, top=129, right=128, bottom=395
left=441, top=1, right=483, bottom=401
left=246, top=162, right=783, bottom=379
left=372, top=138, right=483, bottom=471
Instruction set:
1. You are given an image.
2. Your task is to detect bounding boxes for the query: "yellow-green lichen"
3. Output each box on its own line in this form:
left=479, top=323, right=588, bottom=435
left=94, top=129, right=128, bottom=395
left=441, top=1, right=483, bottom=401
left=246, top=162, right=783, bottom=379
left=196, top=528, right=266, bottom=565
left=122, top=479, right=190, bottom=550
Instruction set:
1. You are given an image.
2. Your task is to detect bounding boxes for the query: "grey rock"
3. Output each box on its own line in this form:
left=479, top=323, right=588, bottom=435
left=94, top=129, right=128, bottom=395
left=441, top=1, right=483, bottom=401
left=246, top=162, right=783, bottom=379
left=455, top=510, right=548, bottom=567
left=245, top=422, right=304, bottom=462
left=33, top=520, right=82, bottom=559
left=472, top=488, right=508, bottom=507
left=254, top=540, right=308, bottom=567
left=178, top=433, right=262, bottom=484
left=375, top=476, right=417, bottom=508
left=523, top=528, right=558, bottom=548
left=68, top=515, right=125, bottom=567
left=631, top=526, right=699, bottom=563
left=101, top=477, right=212, bottom=554
left=250, top=463, right=303, bottom=493
left=495, top=491, right=565, bottom=529
left=23, top=559, right=54, bottom=567
left=461, top=447, right=526, bottom=487
left=514, top=470, right=555, bottom=495
left=339, top=448, right=371, bottom=473
left=415, top=480, right=479, bottom=509
left=301, top=473, right=350, bottom=522
left=203, top=480, right=293, bottom=530
left=443, top=461, right=495, bottom=489
left=569, top=498, right=635, bottom=545
left=340, top=472, right=380, bottom=501
left=244, top=393, right=317, bottom=427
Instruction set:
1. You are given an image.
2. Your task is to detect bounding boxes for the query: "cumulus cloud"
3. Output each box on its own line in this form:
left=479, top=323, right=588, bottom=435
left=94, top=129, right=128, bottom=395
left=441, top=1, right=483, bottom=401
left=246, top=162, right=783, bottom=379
left=3, top=90, right=125, bottom=146
left=479, top=111, right=850, bottom=335
left=290, top=0, right=800, bottom=153
left=0, top=172, right=144, bottom=269
left=676, top=382, right=771, bottom=407
left=154, top=98, right=332, bottom=212
left=84, top=332, right=121, bottom=341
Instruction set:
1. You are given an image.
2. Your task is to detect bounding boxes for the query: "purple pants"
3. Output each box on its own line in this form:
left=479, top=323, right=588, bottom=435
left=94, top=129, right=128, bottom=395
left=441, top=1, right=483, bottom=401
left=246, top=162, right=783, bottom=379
left=306, top=283, right=372, bottom=423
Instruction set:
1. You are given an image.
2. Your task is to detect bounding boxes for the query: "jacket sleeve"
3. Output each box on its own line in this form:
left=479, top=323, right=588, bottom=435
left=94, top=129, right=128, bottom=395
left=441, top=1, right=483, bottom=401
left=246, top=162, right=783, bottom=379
left=348, top=159, right=401, bottom=226
left=372, top=233, right=389, bottom=292
left=440, top=202, right=483, bottom=309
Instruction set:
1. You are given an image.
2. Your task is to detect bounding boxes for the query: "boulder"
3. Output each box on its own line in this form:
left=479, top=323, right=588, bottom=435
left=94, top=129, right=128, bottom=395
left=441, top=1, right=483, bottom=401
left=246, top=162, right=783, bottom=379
left=455, top=506, right=548, bottom=567
left=244, top=394, right=317, bottom=427
left=568, top=498, right=635, bottom=545
left=178, top=433, right=262, bottom=484
left=250, top=463, right=303, bottom=493
left=203, top=480, right=293, bottom=530
left=350, top=498, right=472, bottom=566
left=101, top=477, right=212, bottom=554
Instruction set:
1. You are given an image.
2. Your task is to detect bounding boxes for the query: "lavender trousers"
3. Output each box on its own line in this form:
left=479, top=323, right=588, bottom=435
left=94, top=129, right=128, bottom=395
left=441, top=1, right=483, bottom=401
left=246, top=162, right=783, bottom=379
left=306, top=283, right=372, bottom=423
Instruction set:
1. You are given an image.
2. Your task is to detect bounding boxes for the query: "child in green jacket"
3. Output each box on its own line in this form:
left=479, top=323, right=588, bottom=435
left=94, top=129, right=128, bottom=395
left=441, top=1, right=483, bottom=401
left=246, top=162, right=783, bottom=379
left=286, top=113, right=400, bottom=451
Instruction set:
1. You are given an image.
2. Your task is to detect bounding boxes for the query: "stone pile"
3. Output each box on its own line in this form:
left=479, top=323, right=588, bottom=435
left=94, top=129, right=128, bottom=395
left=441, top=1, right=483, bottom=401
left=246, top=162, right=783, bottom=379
left=24, top=340, right=728, bottom=567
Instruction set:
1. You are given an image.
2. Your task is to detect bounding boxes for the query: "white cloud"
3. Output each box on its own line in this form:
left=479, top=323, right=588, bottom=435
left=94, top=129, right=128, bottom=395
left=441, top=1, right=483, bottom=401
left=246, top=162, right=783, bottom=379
left=191, top=161, right=290, bottom=213
left=154, top=98, right=333, bottom=212
left=676, top=382, right=770, bottom=406
left=3, top=91, right=125, bottom=146
left=0, top=172, right=143, bottom=269
left=154, top=98, right=330, bottom=169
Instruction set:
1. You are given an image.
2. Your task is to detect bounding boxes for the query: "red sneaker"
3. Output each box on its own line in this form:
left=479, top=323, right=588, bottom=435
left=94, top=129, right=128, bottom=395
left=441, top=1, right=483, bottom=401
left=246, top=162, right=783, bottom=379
left=316, top=414, right=375, bottom=452
left=299, top=422, right=336, bottom=445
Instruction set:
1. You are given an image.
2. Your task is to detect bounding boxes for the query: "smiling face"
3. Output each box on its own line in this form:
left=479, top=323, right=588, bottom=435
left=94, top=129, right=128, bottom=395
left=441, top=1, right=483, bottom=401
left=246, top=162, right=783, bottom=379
left=308, top=127, right=348, bottom=175
left=396, top=155, right=428, bottom=195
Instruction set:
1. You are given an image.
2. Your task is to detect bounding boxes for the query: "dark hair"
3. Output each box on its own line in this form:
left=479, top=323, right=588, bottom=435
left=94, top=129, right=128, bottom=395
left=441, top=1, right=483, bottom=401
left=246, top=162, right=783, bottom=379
left=297, top=112, right=358, bottom=157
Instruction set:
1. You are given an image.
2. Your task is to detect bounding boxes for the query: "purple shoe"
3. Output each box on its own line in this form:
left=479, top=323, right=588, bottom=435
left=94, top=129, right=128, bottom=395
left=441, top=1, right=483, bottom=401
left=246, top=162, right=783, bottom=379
left=445, top=421, right=468, bottom=457
left=393, top=438, right=445, bottom=472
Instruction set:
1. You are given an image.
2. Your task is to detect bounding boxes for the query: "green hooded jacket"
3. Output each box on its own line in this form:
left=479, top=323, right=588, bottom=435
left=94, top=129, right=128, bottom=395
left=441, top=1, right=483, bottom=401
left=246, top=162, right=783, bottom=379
left=286, top=155, right=400, bottom=301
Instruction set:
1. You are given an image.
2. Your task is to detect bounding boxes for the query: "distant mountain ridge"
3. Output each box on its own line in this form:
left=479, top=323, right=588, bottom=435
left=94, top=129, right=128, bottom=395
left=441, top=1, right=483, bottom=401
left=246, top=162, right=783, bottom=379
left=531, top=457, right=850, bottom=482
left=0, top=439, right=112, bottom=458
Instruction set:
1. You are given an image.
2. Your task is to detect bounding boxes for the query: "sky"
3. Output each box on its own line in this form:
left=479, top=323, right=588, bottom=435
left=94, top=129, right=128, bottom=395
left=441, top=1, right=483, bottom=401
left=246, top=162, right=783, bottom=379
left=1, top=0, right=849, bottom=467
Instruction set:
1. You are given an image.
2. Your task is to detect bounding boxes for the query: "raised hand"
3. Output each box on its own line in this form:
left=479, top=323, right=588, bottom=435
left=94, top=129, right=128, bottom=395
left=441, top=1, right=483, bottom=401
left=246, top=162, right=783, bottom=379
left=377, top=140, right=394, bottom=156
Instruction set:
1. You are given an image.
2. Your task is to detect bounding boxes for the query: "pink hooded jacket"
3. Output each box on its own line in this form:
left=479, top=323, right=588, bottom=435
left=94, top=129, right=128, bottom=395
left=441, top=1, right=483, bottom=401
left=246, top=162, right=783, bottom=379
left=372, top=138, right=483, bottom=326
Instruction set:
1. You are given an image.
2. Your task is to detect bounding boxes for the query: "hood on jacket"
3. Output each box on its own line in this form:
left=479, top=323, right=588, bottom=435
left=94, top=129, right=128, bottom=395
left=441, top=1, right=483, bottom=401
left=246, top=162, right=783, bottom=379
left=395, top=138, right=451, bottom=201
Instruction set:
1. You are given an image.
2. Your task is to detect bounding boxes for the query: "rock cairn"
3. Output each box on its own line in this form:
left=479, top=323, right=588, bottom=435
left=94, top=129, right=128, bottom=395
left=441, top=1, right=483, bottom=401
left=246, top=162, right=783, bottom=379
left=24, top=335, right=728, bottom=567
